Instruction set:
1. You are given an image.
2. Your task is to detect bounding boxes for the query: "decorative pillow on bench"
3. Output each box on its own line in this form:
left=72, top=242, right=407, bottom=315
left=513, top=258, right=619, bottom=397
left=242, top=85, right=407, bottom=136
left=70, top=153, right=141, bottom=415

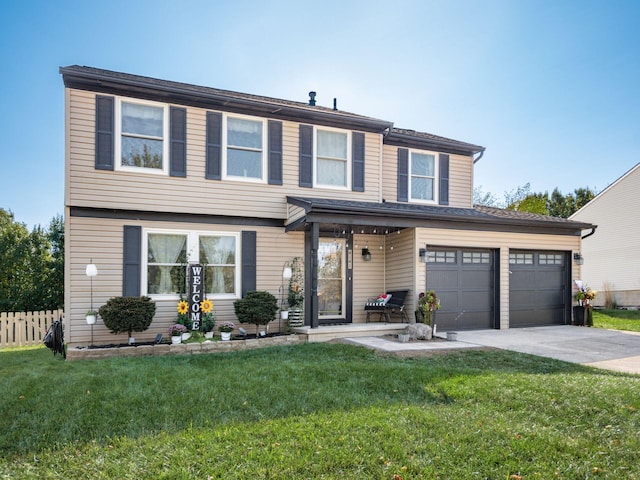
left=375, top=293, right=392, bottom=305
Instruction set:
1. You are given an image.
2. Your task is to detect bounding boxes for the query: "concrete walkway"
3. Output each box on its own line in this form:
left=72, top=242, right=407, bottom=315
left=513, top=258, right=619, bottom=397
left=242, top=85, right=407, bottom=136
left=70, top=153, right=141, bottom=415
left=346, top=325, right=640, bottom=374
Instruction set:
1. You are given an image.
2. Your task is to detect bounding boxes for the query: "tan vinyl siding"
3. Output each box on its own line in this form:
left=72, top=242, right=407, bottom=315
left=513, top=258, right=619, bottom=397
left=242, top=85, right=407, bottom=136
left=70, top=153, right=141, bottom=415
left=352, top=234, right=386, bottom=323
left=65, top=215, right=303, bottom=346
left=416, top=228, right=581, bottom=328
left=67, top=89, right=382, bottom=219
left=384, top=229, right=417, bottom=315
left=448, top=154, right=473, bottom=208
left=571, top=164, right=640, bottom=305
left=381, top=144, right=474, bottom=208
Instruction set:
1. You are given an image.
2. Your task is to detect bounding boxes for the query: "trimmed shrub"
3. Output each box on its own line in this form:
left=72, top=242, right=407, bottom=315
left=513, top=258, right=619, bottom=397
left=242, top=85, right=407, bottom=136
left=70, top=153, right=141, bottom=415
left=98, top=296, right=156, bottom=340
left=233, top=290, right=278, bottom=332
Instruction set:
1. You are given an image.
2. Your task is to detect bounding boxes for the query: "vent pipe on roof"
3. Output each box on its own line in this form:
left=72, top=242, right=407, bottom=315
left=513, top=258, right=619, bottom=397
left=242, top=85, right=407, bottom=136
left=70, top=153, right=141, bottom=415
left=333, top=98, right=337, bottom=111
left=308, top=91, right=316, bottom=106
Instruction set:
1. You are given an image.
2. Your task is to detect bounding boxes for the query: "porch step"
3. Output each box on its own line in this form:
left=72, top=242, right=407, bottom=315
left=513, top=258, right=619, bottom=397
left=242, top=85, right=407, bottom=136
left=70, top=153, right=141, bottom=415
left=292, top=323, right=409, bottom=343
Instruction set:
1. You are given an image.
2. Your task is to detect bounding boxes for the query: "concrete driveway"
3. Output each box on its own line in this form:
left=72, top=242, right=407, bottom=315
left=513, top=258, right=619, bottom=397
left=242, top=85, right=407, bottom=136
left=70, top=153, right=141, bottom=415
left=454, top=326, right=640, bottom=374
left=347, top=325, right=640, bottom=374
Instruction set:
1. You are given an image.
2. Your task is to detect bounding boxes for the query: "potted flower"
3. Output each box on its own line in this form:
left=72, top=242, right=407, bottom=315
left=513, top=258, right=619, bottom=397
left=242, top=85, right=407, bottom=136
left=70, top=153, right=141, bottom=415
left=85, top=310, right=98, bottom=325
left=176, top=298, right=192, bottom=340
left=574, top=282, right=597, bottom=326
left=169, top=323, right=188, bottom=344
left=200, top=298, right=215, bottom=338
left=218, top=321, right=235, bottom=341
left=416, top=290, right=440, bottom=327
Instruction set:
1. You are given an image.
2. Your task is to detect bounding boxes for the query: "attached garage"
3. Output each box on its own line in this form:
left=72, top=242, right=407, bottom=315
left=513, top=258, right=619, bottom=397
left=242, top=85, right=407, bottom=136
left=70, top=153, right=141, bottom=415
left=426, top=247, right=498, bottom=331
left=509, top=250, right=570, bottom=327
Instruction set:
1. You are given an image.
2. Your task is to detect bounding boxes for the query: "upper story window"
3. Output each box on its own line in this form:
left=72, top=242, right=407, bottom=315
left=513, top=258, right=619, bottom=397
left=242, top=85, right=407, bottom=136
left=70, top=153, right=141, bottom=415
left=410, top=151, right=437, bottom=202
left=315, top=128, right=350, bottom=188
left=144, top=229, right=240, bottom=298
left=115, top=99, right=169, bottom=174
left=224, top=115, right=266, bottom=182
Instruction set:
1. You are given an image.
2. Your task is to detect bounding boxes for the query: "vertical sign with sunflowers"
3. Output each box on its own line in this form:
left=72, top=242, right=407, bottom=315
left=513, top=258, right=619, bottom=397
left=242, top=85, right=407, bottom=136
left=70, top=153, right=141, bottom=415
left=188, top=264, right=203, bottom=330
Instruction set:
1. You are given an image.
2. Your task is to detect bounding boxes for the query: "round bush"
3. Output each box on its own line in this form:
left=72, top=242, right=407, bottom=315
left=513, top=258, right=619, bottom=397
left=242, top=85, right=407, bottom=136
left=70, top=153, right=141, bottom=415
left=98, top=296, right=156, bottom=339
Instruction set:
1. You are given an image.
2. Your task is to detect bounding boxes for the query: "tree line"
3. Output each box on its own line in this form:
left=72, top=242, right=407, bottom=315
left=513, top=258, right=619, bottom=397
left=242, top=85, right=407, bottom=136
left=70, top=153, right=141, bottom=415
left=474, top=184, right=597, bottom=218
left=0, top=209, right=63, bottom=312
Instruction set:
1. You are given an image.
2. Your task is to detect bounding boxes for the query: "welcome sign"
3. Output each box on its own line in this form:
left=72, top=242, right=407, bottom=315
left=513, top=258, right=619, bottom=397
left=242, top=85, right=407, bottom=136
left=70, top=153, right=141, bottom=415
left=188, top=264, right=203, bottom=330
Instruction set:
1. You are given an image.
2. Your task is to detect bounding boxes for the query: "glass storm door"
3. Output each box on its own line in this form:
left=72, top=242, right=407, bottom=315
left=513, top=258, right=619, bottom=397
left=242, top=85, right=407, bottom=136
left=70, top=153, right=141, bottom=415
left=318, top=239, right=345, bottom=319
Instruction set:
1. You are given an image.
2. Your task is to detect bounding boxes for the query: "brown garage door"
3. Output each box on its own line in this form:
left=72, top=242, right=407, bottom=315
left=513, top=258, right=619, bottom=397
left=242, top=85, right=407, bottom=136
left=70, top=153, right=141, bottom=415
left=509, top=250, right=570, bottom=327
left=426, top=248, right=497, bottom=331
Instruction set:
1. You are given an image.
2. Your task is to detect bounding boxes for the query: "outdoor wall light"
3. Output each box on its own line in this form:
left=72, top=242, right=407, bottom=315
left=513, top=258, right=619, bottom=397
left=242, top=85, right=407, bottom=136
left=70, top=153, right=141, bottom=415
left=362, top=247, right=372, bottom=261
left=419, top=248, right=427, bottom=263
left=573, top=253, right=584, bottom=265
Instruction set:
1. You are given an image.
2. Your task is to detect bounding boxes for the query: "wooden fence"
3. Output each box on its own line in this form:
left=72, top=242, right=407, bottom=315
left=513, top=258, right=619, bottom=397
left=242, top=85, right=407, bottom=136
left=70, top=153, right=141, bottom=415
left=0, top=309, right=64, bottom=348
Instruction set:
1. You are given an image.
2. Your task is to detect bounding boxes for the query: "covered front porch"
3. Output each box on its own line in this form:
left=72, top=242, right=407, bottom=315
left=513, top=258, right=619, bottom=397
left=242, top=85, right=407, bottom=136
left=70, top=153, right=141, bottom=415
left=292, top=322, right=410, bottom=342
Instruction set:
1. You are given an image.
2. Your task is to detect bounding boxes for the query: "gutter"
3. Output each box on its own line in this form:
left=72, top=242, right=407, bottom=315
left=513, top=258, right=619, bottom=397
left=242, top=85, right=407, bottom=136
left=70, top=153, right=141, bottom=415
left=581, top=226, right=597, bottom=239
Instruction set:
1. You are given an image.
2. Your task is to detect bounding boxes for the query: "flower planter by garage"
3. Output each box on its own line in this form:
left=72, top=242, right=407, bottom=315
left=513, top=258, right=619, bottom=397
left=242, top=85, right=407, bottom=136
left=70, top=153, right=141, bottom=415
left=573, top=306, right=593, bottom=327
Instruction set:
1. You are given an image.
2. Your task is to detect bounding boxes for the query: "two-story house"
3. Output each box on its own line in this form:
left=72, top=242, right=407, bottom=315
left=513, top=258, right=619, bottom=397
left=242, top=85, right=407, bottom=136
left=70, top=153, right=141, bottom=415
left=61, top=65, right=594, bottom=346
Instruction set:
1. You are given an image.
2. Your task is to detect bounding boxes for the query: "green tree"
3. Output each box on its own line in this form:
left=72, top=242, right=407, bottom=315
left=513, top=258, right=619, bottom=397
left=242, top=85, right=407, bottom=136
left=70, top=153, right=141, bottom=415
left=0, top=209, right=64, bottom=312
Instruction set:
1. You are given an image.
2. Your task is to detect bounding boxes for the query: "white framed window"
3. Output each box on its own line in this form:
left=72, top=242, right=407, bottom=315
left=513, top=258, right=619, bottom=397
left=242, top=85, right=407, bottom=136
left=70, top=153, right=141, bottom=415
left=410, top=151, right=437, bottom=202
left=115, top=98, right=169, bottom=174
left=223, top=114, right=267, bottom=182
left=142, top=229, right=240, bottom=299
left=315, top=127, right=350, bottom=188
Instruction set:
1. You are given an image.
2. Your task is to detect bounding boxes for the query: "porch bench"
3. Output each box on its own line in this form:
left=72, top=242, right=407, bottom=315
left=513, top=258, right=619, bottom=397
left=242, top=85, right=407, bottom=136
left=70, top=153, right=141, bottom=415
left=364, top=290, right=410, bottom=323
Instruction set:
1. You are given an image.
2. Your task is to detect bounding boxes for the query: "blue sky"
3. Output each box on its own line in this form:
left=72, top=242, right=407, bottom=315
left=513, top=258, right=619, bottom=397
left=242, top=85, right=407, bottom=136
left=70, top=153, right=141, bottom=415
left=1, top=0, right=639, bottom=228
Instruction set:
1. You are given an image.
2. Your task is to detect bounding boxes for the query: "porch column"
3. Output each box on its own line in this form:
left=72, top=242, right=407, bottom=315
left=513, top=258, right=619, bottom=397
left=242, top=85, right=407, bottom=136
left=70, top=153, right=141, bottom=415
left=305, top=222, right=320, bottom=328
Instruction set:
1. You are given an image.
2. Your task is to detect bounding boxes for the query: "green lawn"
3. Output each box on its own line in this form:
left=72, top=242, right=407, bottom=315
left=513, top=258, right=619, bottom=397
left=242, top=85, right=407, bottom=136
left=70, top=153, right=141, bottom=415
left=1, top=344, right=639, bottom=479
left=593, top=308, right=640, bottom=332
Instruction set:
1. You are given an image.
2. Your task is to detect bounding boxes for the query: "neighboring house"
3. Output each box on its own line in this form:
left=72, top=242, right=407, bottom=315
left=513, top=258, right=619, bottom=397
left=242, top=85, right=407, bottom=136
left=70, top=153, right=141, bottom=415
left=61, top=65, right=595, bottom=346
left=571, top=163, right=640, bottom=307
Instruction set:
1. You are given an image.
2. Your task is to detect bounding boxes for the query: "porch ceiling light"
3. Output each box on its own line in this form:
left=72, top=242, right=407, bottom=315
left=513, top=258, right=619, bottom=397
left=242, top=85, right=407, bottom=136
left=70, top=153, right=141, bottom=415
left=362, top=247, right=372, bottom=261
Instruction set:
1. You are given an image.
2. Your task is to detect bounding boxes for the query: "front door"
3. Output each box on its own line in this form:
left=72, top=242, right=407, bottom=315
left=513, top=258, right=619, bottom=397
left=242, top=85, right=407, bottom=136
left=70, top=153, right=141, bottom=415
left=318, top=239, right=346, bottom=322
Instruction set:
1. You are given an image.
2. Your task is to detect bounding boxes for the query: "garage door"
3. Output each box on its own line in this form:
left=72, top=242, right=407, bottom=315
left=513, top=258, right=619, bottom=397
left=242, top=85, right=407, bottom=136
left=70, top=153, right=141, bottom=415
left=426, top=248, right=497, bottom=331
left=509, top=250, right=569, bottom=327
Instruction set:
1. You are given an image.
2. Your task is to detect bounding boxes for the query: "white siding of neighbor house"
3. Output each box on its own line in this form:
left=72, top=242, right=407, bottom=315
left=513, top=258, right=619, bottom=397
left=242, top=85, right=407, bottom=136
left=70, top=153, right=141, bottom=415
left=66, top=89, right=385, bottom=219
left=64, top=213, right=304, bottom=346
left=381, top=144, right=474, bottom=208
left=571, top=163, right=640, bottom=306
left=415, top=228, right=582, bottom=328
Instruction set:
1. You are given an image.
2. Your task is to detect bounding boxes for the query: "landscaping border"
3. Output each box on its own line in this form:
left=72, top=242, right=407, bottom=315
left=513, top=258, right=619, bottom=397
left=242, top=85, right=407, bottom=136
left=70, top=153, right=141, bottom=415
left=66, top=334, right=306, bottom=360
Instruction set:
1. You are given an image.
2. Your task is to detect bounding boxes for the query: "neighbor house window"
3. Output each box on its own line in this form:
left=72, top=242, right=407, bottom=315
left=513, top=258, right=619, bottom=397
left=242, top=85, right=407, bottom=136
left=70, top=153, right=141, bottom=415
left=315, top=128, right=349, bottom=188
left=144, top=230, right=239, bottom=297
left=116, top=99, right=169, bottom=173
left=224, top=115, right=266, bottom=181
left=410, top=151, right=437, bottom=201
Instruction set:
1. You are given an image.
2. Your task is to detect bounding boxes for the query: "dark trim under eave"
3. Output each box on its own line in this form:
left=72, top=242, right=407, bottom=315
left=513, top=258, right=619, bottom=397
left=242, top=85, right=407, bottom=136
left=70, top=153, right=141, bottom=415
left=60, top=66, right=394, bottom=134
left=69, top=206, right=285, bottom=228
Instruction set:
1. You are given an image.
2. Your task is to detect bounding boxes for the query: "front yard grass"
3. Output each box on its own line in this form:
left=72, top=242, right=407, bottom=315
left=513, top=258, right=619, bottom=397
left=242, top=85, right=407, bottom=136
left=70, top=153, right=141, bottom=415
left=1, top=343, right=639, bottom=479
left=593, top=308, right=640, bottom=332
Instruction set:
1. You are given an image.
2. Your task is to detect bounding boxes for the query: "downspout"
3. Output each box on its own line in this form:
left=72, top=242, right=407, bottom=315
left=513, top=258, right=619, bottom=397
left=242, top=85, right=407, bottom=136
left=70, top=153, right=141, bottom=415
left=581, top=226, right=597, bottom=240
left=473, top=149, right=485, bottom=164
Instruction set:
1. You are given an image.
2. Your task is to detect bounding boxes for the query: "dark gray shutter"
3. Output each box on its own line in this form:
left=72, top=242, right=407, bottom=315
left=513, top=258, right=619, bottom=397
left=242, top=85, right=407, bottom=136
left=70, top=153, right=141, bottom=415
left=352, top=131, right=365, bottom=192
left=95, top=95, right=114, bottom=170
left=439, top=153, right=450, bottom=205
left=170, top=107, right=187, bottom=177
left=397, top=148, right=409, bottom=202
left=299, top=124, right=313, bottom=188
left=206, top=112, right=222, bottom=180
left=241, top=231, right=257, bottom=297
left=268, top=120, right=283, bottom=185
left=123, top=226, right=141, bottom=296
